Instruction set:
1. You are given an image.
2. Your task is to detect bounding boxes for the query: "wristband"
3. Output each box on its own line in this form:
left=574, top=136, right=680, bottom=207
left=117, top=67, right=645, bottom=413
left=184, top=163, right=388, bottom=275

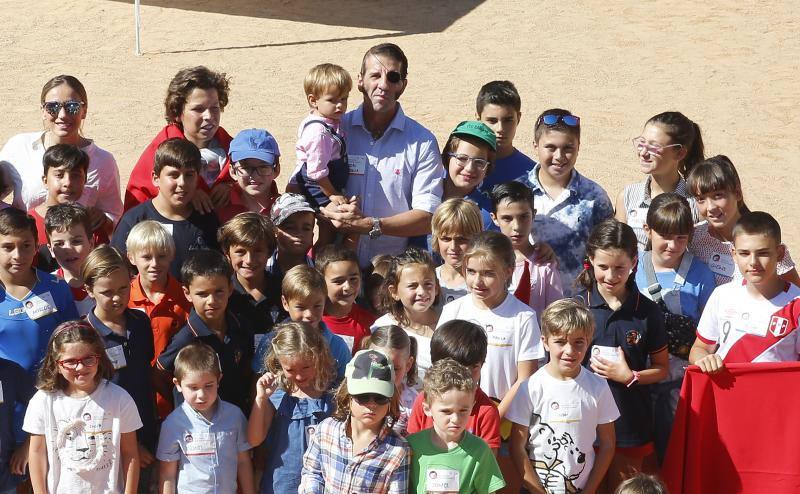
left=626, top=370, right=641, bottom=388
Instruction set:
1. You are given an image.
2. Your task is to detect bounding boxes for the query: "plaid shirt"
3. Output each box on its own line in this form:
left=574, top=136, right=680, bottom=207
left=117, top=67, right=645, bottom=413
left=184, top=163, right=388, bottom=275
left=299, top=416, right=410, bottom=494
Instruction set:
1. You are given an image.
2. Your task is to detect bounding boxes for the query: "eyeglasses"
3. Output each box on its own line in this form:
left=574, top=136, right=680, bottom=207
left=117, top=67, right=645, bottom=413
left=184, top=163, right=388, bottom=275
left=538, top=114, right=580, bottom=127
left=447, top=153, right=490, bottom=171
left=632, top=137, right=683, bottom=157
left=352, top=393, right=391, bottom=406
left=58, top=354, right=100, bottom=370
left=42, top=100, right=85, bottom=117
left=234, top=164, right=274, bottom=177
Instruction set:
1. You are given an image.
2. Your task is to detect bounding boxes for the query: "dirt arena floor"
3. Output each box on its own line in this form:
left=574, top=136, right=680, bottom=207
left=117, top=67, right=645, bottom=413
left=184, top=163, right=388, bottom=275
left=1, top=0, right=797, bottom=250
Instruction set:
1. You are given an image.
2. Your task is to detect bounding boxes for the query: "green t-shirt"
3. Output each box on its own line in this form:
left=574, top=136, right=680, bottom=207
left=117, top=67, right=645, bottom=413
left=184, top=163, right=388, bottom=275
left=407, top=429, right=505, bottom=494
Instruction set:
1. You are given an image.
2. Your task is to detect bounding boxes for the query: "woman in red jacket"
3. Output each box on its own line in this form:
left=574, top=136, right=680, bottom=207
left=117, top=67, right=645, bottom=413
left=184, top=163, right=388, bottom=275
left=125, top=66, right=236, bottom=213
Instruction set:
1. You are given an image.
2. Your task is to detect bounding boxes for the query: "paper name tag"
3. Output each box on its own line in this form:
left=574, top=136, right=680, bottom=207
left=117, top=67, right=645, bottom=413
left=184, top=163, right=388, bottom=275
left=339, top=335, right=355, bottom=353
left=184, top=432, right=216, bottom=456
left=305, top=424, right=318, bottom=443
left=708, top=254, right=735, bottom=278
left=425, top=468, right=460, bottom=493
left=591, top=345, right=620, bottom=363
left=548, top=399, right=582, bottom=423
left=627, top=208, right=648, bottom=230
left=348, top=155, right=367, bottom=175
left=157, top=222, right=174, bottom=235
left=106, top=345, right=127, bottom=370
left=24, top=292, right=57, bottom=320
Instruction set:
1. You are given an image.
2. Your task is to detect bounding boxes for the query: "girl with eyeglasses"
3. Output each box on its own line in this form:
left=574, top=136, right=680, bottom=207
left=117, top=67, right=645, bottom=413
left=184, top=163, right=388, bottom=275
left=23, top=320, right=143, bottom=494
left=442, top=121, right=497, bottom=204
left=0, top=75, right=123, bottom=234
left=615, top=111, right=705, bottom=250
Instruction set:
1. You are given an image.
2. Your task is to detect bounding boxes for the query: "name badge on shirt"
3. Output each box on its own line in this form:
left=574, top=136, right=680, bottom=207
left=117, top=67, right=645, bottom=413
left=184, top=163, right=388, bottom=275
left=157, top=222, right=174, bottom=235
left=708, top=254, right=735, bottom=278
left=106, top=345, right=127, bottom=370
left=348, top=155, right=367, bottom=175
left=23, top=292, right=57, bottom=320
left=339, top=335, right=355, bottom=353
left=305, top=424, right=318, bottom=443
left=184, top=432, right=216, bottom=456
left=591, top=345, right=620, bottom=363
left=731, top=315, right=767, bottom=338
left=547, top=399, right=582, bottom=423
left=425, top=468, right=460, bottom=493
left=627, top=208, right=648, bottom=230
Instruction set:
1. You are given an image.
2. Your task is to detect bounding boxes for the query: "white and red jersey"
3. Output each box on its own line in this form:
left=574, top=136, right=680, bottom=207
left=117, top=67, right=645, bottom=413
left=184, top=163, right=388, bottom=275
left=697, top=281, right=800, bottom=363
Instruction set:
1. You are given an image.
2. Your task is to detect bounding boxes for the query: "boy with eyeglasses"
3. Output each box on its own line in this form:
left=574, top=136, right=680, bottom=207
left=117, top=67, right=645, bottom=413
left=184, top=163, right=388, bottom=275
left=217, top=129, right=281, bottom=224
left=517, top=109, right=614, bottom=296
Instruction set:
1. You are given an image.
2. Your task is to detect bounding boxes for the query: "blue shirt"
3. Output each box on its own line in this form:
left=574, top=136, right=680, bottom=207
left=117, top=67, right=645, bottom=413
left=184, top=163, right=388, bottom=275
left=341, top=104, right=445, bottom=267
left=158, top=309, right=254, bottom=413
left=0, top=358, right=34, bottom=491
left=252, top=321, right=350, bottom=383
left=88, top=308, right=157, bottom=450
left=634, top=255, right=716, bottom=323
left=519, top=165, right=614, bottom=296
left=261, top=388, right=333, bottom=494
left=469, top=149, right=537, bottom=231
left=156, top=399, right=251, bottom=494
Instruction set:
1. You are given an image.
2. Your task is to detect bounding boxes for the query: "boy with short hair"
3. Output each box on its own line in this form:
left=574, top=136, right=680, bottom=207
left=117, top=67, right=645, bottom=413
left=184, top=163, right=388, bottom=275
left=690, top=211, right=800, bottom=372
left=407, top=319, right=501, bottom=453
left=157, top=249, right=254, bottom=413
left=490, top=181, right=563, bottom=317
left=508, top=299, right=619, bottom=494
left=112, top=138, right=220, bottom=279
left=44, top=204, right=95, bottom=315
left=157, top=343, right=255, bottom=494
left=217, top=129, right=281, bottom=224
left=517, top=109, right=614, bottom=296
left=30, top=143, right=112, bottom=248
left=219, top=212, right=281, bottom=342
left=252, top=265, right=351, bottom=381
left=126, top=220, right=191, bottom=418
left=407, top=358, right=505, bottom=494
left=315, top=244, right=375, bottom=354
left=470, top=81, right=536, bottom=227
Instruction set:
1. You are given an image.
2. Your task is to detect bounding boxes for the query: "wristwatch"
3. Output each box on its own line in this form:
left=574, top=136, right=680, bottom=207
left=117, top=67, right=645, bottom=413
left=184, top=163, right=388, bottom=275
left=626, top=370, right=641, bottom=388
left=368, top=217, right=382, bottom=239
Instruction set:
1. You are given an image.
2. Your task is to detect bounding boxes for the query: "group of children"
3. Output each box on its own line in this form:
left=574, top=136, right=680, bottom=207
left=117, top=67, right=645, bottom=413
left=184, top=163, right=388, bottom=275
left=0, top=56, right=796, bottom=494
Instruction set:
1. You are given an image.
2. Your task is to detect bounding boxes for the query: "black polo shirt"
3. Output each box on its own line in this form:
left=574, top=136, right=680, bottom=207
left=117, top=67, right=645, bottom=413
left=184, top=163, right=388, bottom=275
left=580, top=284, right=667, bottom=447
left=88, top=308, right=157, bottom=450
left=157, top=309, right=254, bottom=414
left=228, top=275, right=278, bottom=338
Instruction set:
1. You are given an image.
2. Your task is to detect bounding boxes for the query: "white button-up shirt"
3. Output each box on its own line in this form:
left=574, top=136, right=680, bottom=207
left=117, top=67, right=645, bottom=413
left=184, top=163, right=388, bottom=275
left=341, top=104, right=444, bottom=266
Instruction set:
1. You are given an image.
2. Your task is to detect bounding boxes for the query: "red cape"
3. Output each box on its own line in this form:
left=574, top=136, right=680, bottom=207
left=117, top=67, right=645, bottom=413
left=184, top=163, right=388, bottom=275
left=663, top=362, right=800, bottom=493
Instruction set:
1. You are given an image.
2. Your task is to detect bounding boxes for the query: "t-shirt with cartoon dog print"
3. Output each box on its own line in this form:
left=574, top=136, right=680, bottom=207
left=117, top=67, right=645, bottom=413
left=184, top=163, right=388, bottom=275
left=23, top=380, right=142, bottom=494
left=506, top=367, right=619, bottom=494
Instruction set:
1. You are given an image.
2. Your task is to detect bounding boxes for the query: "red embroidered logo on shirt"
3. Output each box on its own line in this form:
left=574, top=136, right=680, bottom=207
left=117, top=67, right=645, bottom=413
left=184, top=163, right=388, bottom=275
left=769, top=316, right=790, bottom=337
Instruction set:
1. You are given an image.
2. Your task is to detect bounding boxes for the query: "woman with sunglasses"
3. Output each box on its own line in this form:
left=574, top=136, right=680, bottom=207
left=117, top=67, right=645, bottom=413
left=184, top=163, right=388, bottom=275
left=0, top=75, right=123, bottom=231
left=615, top=111, right=705, bottom=250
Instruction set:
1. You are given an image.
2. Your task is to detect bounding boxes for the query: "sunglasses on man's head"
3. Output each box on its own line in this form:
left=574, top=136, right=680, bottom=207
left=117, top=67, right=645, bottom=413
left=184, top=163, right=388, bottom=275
left=43, top=100, right=84, bottom=117
left=352, top=393, right=391, bottom=406
left=538, top=114, right=580, bottom=127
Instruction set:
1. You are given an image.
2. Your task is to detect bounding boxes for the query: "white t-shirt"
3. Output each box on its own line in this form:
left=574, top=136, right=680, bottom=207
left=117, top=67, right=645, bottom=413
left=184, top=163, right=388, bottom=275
left=506, top=367, right=619, bottom=493
left=23, top=380, right=142, bottom=494
left=371, top=313, right=432, bottom=386
left=697, top=282, right=800, bottom=363
left=435, top=265, right=469, bottom=306
left=438, top=293, right=543, bottom=400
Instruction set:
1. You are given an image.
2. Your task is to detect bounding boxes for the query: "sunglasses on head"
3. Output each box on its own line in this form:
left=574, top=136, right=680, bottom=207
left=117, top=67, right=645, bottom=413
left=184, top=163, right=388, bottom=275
left=352, top=393, right=391, bottom=406
left=538, top=114, right=580, bottom=127
left=43, top=100, right=84, bottom=117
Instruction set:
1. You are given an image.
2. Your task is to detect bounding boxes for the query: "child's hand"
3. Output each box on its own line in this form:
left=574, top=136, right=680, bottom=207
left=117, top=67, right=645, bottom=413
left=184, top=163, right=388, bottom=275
left=86, top=207, right=110, bottom=232
left=210, top=182, right=232, bottom=208
left=9, top=438, right=29, bottom=475
left=590, top=346, right=634, bottom=384
left=255, top=372, right=279, bottom=402
left=695, top=353, right=725, bottom=374
left=534, top=241, right=558, bottom=266
left=138, top=443, right=156, bottom=468
left=329, top=195, right=349, bottom=207
left=191, top=189, right=214, bottom=214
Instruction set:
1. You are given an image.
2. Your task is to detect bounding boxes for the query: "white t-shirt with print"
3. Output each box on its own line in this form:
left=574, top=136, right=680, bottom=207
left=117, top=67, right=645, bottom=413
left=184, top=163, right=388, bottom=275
left=371, top=313, right=432, bottom=387
left=696, top=281, right=800, bottom=363
left=23, top=380, right=142, bottom=494
left=506, top=367, right=619, bottom=493
left=438, top=293, right=543, bottom=400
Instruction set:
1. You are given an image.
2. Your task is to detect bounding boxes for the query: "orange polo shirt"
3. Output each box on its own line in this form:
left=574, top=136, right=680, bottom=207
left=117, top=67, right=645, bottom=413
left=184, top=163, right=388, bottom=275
left=128, top=273, right=191, bottom=418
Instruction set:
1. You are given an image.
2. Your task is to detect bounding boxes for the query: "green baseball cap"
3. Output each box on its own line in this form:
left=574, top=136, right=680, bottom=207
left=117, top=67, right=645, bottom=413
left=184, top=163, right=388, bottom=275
left=450, top=121, right=497, bottom=151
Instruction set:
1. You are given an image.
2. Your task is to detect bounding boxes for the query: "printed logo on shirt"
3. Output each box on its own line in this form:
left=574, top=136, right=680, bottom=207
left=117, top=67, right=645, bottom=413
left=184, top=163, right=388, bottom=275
left=769, top=316, right=790, bottom=338
left=625, top=329, right=642, bottom=346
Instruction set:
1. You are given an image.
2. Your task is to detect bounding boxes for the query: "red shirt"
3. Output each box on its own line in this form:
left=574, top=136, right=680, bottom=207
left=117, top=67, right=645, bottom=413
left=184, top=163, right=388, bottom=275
left=322, top=303, right=376, bottom=355
left=407, top=387, right=501, bottom=449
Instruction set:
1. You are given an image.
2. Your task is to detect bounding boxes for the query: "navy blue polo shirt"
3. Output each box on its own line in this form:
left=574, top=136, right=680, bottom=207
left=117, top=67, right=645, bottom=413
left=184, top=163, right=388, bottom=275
left=157, top=309, right=254, bottom=414
left=228, top=275, right=277, bottom=337
left=87, top=308, right=157, bottom=450
left=0, top=357, right=35, bottom=490
left=580, top=284, right=668, bottom=448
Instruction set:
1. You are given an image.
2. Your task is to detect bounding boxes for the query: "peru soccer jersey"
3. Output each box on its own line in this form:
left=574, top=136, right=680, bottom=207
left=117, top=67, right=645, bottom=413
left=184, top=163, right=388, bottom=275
left=696, top=282, right=800, bottom=363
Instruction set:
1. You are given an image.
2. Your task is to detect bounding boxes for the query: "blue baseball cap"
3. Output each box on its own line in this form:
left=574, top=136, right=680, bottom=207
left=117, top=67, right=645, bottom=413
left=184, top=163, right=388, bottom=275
left=229, top=129, right=280, bottom=164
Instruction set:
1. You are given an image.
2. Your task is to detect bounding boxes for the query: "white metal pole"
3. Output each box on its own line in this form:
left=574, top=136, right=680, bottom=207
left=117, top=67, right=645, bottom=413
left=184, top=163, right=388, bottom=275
left=134, top=0, right=141, bottom=56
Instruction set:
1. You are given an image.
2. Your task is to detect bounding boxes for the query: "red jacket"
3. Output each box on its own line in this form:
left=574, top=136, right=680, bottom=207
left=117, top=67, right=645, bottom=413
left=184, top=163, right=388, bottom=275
left=124, top=124, right=234, bottom=211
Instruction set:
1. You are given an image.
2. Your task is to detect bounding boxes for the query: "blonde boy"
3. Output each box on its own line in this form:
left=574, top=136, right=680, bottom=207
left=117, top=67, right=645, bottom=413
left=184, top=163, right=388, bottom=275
left=508, top=299, right=619, bottom=494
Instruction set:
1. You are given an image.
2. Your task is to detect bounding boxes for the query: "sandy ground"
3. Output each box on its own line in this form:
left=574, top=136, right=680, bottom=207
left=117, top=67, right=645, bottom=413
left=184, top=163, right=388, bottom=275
left=0, top=0, right=797, bottom=249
